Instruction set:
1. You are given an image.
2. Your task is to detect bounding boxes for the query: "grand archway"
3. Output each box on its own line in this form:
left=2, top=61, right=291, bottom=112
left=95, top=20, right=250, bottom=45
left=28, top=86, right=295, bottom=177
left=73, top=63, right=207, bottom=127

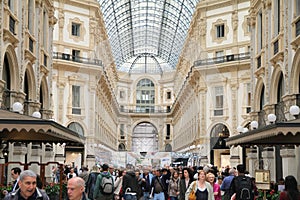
left=210, top=123, right=230, bottom=167
left=132, top=122, right=158, bottom=152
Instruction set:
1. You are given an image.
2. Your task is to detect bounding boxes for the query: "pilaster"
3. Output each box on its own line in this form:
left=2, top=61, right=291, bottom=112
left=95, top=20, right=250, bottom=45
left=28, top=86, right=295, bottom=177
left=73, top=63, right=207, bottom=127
left=247, top=147, right=258, bottom=176
left=29, top=143, right=43, bottom=173
left=229, top=147, right=240, bottom=168
left=261, top=147, right=275, bottom=182
left=86, top=155, right=96, bottom=169
left=280, top=146, right=296, bottom=179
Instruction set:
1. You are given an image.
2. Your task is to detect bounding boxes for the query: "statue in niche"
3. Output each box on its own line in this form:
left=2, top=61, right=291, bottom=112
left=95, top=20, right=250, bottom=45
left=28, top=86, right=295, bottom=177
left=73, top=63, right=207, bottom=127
left=232, top=11, right=238, bottom=30
left=199, top=18, right=207, bottom=36
left=58, top=9, right=64, bottom=28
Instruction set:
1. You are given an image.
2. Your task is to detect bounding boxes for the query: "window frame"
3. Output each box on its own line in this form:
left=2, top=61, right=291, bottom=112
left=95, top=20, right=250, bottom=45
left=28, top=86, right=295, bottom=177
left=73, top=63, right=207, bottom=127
left=71, top=22, right=81, bottom=36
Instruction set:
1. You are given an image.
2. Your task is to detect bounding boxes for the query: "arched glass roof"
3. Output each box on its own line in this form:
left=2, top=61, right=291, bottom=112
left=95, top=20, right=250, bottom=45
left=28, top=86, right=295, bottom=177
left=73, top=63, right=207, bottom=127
left=98, top=0, right=199, bottom=73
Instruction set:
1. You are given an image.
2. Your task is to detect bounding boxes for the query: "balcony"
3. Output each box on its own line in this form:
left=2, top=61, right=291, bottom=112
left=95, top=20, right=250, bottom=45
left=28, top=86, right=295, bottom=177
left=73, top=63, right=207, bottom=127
left=119, top=106, right=170, bottom=113
left=194, top=52, right=250, bottom=67
left=53, top=52, right=103, bottom=67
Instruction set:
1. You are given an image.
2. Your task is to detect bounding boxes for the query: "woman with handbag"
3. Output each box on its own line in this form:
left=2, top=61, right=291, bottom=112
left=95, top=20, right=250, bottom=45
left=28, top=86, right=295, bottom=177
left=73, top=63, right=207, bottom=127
left=185, top=170, right=215, bottom=200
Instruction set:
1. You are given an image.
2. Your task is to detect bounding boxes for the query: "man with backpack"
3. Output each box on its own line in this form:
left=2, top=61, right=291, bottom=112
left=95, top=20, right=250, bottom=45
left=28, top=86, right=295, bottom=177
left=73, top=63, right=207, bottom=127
left=93, top=163, right=114, bottom=200
left=229, top=164, right=254, bottom=200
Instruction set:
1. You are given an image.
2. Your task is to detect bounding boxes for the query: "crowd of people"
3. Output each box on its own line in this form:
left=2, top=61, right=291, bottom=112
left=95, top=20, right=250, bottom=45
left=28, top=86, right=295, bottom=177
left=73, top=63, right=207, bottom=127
left=0, top=163, right=299, bottom=200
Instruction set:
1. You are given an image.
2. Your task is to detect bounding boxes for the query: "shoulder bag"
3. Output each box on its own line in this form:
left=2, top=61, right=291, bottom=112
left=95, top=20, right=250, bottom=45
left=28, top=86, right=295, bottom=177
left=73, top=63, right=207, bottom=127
left=188, top=181, right=197, bottom=200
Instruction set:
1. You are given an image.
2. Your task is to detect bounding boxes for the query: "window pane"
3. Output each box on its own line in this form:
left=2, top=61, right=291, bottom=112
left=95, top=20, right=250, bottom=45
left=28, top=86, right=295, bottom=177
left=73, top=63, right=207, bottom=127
left=72, top=85, right=80, bottom=107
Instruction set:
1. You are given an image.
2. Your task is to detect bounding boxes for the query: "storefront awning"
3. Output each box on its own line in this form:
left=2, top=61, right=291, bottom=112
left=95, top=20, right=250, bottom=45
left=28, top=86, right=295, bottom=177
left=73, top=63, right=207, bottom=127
left=0, top=110, right=84, bottom=144
left=226, top=119, right=300, bottom=146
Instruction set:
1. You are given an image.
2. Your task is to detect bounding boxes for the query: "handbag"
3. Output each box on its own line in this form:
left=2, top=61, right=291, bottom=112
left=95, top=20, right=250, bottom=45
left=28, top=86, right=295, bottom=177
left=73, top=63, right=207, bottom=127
left=188, top=182, right=197, bottom=200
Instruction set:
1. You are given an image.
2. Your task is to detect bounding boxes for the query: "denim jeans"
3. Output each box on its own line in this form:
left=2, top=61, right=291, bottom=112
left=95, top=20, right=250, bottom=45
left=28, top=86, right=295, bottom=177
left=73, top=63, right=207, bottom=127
left=124, top=194, right=137, bottom=200
left=153, top=192, right=165, bottom=200
left=143, top=192, right=150, bottom=200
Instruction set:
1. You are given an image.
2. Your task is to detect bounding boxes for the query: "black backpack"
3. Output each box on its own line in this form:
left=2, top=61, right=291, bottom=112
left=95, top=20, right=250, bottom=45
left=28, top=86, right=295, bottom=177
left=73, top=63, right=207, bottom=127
left=234, top=176, right=253, bottom=200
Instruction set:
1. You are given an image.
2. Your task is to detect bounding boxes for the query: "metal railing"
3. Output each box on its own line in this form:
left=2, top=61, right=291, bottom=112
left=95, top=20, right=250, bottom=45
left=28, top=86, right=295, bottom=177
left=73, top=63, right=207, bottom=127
left=194, top=52, right=250, bottom=67
left=119, top=107, right=170, bottom=113
left=52, top=52, right=103, bottom=67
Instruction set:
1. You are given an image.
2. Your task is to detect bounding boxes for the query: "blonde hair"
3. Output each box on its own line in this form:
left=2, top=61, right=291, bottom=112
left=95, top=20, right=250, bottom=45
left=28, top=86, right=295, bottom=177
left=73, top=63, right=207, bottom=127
left=206, top=172, right=215, bottom=181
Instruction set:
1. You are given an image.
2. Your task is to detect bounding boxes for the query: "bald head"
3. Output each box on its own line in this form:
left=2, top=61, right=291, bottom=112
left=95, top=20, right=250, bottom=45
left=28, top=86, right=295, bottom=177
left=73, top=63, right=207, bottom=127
left=229, top=168, right=236, bottom=175
left=67, top=177, right=85, bottom=200
left=69, top=177, right=85, bottom=187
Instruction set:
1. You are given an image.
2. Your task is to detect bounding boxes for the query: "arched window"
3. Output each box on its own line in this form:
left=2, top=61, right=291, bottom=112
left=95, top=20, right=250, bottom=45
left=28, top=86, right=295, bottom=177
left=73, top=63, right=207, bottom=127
left=260, top=85, right=265, bottom=110
left=2, top=54, right=11, bottom=110
left=118, top=143, right=126, bottom=151
left=276, top=73, right=285, bottom=122
left=24, top=70, right=29, bottom=115
left=68, top=122, right=84, bottom=136
left=277, top=73, right=284, bottom=102
left=136, top=79, right=155, bottom=112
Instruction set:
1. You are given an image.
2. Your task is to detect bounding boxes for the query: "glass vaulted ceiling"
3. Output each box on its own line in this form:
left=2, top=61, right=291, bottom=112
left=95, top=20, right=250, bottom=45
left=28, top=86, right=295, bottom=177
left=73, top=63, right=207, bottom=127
left=98, top=0, right=199, bottom=74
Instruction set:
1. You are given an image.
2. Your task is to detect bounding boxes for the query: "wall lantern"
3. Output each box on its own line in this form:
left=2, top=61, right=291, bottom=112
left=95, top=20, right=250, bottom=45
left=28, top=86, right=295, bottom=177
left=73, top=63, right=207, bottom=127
left=32, top=111, right=41, bottom=118
left=289, top=105, right=300, bottom=118
left=250, top=121, right=258, bottom=129
left=267, top=114, right=276, bottom=124
left=12, top=102, right=23, bottom=113
left=237, top=125, right=244, bottom=133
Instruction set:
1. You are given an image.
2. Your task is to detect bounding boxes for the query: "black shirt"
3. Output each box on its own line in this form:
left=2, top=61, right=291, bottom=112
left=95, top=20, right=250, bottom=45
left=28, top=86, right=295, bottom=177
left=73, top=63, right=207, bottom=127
left=196, top=188, right=208, bottom=200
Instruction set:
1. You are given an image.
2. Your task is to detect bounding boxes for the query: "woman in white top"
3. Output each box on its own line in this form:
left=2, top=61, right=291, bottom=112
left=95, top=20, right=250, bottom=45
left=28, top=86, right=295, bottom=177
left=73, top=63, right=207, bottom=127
left=114, top=169, right=126, bottom=200
left=185, top=170, right=214, bottom=200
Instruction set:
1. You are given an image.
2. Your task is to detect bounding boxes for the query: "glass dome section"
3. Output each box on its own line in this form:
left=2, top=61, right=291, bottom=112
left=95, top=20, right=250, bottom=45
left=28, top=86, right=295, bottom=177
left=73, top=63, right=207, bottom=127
left=98, top=0, right=199, bottom=73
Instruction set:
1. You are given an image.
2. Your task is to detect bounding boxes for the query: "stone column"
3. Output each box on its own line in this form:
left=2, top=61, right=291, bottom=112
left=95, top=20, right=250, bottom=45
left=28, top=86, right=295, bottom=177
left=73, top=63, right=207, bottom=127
left=280, top=146, right=296, bottom=178
left=44, top=144, right=55, bottom=182
left=229, top=146, right=240, bottom=168
left=86, top=155, right=96, bottom=169
left=247, top=147, right=258, bottom=176
left=28, top=143, right=43, bottom=174
left=11, top=143, right=27, bottom=171
left=262, top=147, right=275, bottom=182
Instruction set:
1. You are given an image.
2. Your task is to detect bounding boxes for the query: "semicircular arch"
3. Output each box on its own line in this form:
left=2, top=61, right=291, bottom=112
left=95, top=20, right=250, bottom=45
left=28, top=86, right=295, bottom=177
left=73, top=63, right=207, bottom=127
left=253, top=76, right=265, bottom=111
left=40, top=76, right=50, bottom=110
left=291, top=48, right=300, bottom=94
left=269, top=65, right=284, bottom=104
left=24, top=63, right=37, bottom=101
left=3, top=45, right=19, bottom=91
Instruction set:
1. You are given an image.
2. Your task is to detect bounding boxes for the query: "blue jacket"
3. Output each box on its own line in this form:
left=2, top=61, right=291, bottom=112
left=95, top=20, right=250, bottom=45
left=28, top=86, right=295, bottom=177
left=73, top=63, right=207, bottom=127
left=220, top=175, right=235, bottom=191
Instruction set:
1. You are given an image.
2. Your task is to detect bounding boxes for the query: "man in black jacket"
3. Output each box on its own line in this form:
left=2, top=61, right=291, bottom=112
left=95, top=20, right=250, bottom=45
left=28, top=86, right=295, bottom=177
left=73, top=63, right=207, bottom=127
left=122, top=169, right=140, bottom=200
left=150, top=168, right=166, bottom=200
